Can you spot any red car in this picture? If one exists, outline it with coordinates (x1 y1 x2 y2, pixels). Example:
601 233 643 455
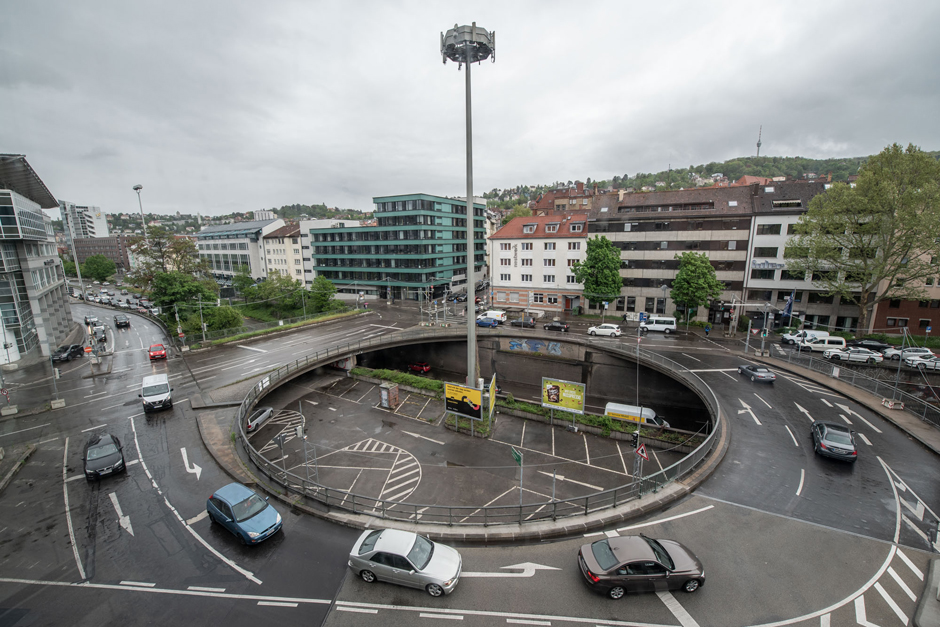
408 362 431 374
149 344 167 360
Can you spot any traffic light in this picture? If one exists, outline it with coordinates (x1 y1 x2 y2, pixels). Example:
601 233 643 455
631 431 639 449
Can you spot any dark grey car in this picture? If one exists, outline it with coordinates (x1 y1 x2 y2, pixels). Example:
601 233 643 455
811 421 858 463
83 433 126 480
578 535 705 599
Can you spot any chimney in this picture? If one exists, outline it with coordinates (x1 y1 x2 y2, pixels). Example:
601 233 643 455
576 181 584 193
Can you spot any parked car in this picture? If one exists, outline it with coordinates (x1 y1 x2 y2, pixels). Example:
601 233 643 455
904 353 939 367
544 321 570 332
117 301 130 309
245 406 275 433
882 346 934 361
823 347 884 364
737 364 776 382
588 323 622 337
578 536 705 599
148 344 167 360
52 344 85 362
453 293 468 303
114 314 130 328
846 338 892 351
910 356 940 371
510 318 536 328
83 315 99 326
82 433 126 481
408 362 431 374
348 528 462 597
476 317 498 327
811 421 858 463
207 482 282 545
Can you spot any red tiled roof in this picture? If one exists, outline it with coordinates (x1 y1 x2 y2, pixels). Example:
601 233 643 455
264 224 300 239
490 215 588 240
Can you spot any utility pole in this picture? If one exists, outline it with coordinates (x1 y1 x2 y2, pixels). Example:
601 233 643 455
199 296 206 343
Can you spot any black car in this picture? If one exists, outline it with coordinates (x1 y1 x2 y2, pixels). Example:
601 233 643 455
83 433 126 480
846 338 892 351
544 321 570 332
510 318 536 328
52 344 85 362
114 314 130 328
811 422 858 463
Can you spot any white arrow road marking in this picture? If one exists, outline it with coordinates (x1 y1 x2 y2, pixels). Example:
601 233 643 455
401 431 444 445
181 447 202 480
461 562 561 578
794 403 814 423
835 403 881 433
109 493 134 536
901 498 926 521
737 399 761 425
536 471 602 491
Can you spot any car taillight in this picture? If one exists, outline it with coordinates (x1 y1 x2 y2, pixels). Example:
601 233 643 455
819 443 828 451
587 570 599 582
850 450 857 456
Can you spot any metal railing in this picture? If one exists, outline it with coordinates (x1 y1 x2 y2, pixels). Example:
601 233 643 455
773 349 940 428
235 328 723 526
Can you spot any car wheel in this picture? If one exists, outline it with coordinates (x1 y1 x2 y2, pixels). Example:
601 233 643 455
608 586 625 599
750 375 756 382
737 367 743 373
360 570 376 583
665 328 672 334
590 331 596 336
869 358 877 365
892 355 899 360
67 355 73 361
426 583 444 597
683 579 700 593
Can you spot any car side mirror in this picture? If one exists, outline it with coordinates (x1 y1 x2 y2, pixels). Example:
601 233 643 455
170 388 174 392
264 496 269 502
138 394 142 398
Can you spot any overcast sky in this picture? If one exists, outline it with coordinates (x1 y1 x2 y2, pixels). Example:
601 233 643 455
3 1 939 219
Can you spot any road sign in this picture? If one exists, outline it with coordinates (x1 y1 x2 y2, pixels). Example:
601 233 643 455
928 326 933 333
511 447 522 466
635 443 649 461
84 346 92 353
0 388 7 396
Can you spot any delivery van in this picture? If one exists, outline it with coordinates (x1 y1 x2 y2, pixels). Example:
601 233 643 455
139 374 173 413
478 310 507 323
798 336 847 353
604 402 669 428
640 317 677 334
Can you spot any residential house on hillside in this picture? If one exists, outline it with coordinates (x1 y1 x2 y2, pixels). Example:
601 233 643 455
531 181 594 215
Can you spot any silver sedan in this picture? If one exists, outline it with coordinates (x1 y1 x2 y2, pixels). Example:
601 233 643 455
824 347 884 364
348 529 462 597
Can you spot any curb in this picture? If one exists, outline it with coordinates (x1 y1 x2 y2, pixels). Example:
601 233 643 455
0 444 36 494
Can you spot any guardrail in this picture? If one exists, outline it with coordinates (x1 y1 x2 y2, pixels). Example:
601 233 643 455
235 328 723 526
773 349 940 428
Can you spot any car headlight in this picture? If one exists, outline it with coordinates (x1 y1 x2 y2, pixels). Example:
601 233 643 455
247 531 261 538
443 576 456 587
275 513 282 524
115 459 124 468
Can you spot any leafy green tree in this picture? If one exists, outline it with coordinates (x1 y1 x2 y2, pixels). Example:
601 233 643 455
671 252 725 322
501 205 531 226
82 255 116 282
61 257 77 277
785 143 940 332
205 305 243 331
571 236 622 308
231 266 257 303
310 275 337 312
128 225 210 288
150 271 216 309
255 272 302 318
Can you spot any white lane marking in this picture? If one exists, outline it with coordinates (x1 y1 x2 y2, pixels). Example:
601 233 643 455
794 403 814 423
62 437 86 580
420 612 463 620
854 597 876 627
720 371 737 381
858 433 872 446
337 607 378 614
401 431 444 445
784 425 799 447
820 614 830 626
835 403 881 433
84 391 109 399
506 620 551 626
616 441 629 476
874 581 909 624
582 433 590 465
329 407 336 411
796 469 805 496
129 417 262 585
186 511 209 525
109 493 135 536
462 563 561 579
237 345 268 353
754 393 772 408
608 505 714 535
886 566 916 602
536 471 602 491
188 586 225 592
656 590 700 627
39 437 60 444
896 548 924 581
120 581 155 587
687 368 738 372
680 353 701 362
839 414 852 425
820 398 833 407
81 424 107 432
1 423 50 438
258 601 298 607
65 475 85 483
520 421 526 447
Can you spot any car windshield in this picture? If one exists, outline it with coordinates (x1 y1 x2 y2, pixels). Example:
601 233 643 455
407 534 435 570
142 384 169 396
754 367 770 373
590 539 618 571
87 442 118 460
644 537 675 570
825 430 853 446
232 493 268 522
150 345 164 351
358 530 383 555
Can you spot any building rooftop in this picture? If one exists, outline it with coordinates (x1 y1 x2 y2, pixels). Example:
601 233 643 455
264 223 301 239
490 214 588 240
0 154 58 208
197 220 278 237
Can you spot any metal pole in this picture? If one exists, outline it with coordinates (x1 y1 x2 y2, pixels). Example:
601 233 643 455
302 289 306 320
199 297 205 343
745 319 752 354
133 185 149 247
299 401 310 482
892 327 907 402
519 450 524 508
49 341 59 400
464 41 477 386
760 303 768 355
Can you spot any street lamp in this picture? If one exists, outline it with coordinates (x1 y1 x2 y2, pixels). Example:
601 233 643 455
133 184 149 246
441 22 495 387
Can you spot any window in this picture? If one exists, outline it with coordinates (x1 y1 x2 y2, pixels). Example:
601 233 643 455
293 249 300 255
777 290 803 303
570 223 583 233
765 186 775 193
544 243 555 251
780 269 804 281
660 241 668 250
543 275 555 283
920 319 931 329
931 300 940 309
521 243 532 251
545 224 559 233
750 269 775 280
547 295 558 305
544 259 555 267
887 318 908 328
510 292 519 303
616 297 625 311
757 224 782 235
889 299 901 309
728 241 737 250
927 278 934 286
523 224 536 234
521 258 532 266
499 273 510 281
500 243 511 251
626 297 636 312
521 274 532 282
566 276 577 284
655 222 669 230
568 242 581 250
753 247 778 257
808 292 834 304
567 259 577 267
497 291 506 301
919 301 930 308
656 298 665 314
501 259 511 266
533 293 544 303
645 297 656 313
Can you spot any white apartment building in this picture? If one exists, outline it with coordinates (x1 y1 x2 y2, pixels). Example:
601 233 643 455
196 218 285 281
59 200 109 242
488 215 587 314
262 223 304 281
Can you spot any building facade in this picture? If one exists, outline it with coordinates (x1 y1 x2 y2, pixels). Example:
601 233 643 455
262 223 304 280
60 201 109 242
196 219 285 281
299 219 360 286
488 215 587 314
73 235 132 273
309 194 486 300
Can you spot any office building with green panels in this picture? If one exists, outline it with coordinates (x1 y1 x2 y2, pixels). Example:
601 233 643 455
310 194 486 300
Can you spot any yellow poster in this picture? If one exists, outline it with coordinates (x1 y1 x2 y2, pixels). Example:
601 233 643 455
488 374 497 418
541 378 585 414
445 383 483 419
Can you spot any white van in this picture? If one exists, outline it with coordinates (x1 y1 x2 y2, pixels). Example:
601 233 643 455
640 317 677 334
139 374 173 413
477 310 507 323
604 402 670 428
799 336 846 353
782 329 829 345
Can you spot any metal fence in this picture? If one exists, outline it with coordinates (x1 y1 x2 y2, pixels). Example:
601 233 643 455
235 328 723 526
773 349 940 428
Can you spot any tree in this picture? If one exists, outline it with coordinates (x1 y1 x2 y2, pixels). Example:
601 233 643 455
61 257 77 277
785 143 940 333
310 275 337 312
205 305 243 331
231 266 256 303
671 252 724 321
571 236 622 307
150 271 216 309
255 272 302 318
82 255 116 282
128 225 210 287
501 205 531 226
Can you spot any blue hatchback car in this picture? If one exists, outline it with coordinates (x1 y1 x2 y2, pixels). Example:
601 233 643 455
207 483 282 545
476 317 498 327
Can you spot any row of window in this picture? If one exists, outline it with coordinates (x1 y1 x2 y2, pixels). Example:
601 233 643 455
495 292 560 305
521 223 584 234
500 258 576 267
614 240 746 251
198 242 251 251
498 242 580 251
314 230 484 243
374 199 483 217
265 248 300 256
593 216 748 232
886 318 935 328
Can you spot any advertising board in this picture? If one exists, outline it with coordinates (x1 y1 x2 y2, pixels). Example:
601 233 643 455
445 382 483 420
540 378 585 414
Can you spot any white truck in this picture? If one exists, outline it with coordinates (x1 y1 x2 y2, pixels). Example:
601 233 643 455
604 403 670 428
781 329 829 345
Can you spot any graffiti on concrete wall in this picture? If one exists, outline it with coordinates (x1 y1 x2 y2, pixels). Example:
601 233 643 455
502 337 568 357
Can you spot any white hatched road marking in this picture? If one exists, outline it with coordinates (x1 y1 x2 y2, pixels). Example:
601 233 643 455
874 581 908 624
896 548 924 580
886 566 916 601
656 591 700 627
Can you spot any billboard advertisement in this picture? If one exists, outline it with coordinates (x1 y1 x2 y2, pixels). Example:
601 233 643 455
445 383 483 420
488 374 498 419
541 378 585 415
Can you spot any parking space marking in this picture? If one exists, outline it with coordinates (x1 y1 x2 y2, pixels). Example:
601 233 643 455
582 433 590 465
616 441 629 476
356 385 375 403
657 590 700 627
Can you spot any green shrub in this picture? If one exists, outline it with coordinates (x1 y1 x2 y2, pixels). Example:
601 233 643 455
351 367 443 394
444 413 491 437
